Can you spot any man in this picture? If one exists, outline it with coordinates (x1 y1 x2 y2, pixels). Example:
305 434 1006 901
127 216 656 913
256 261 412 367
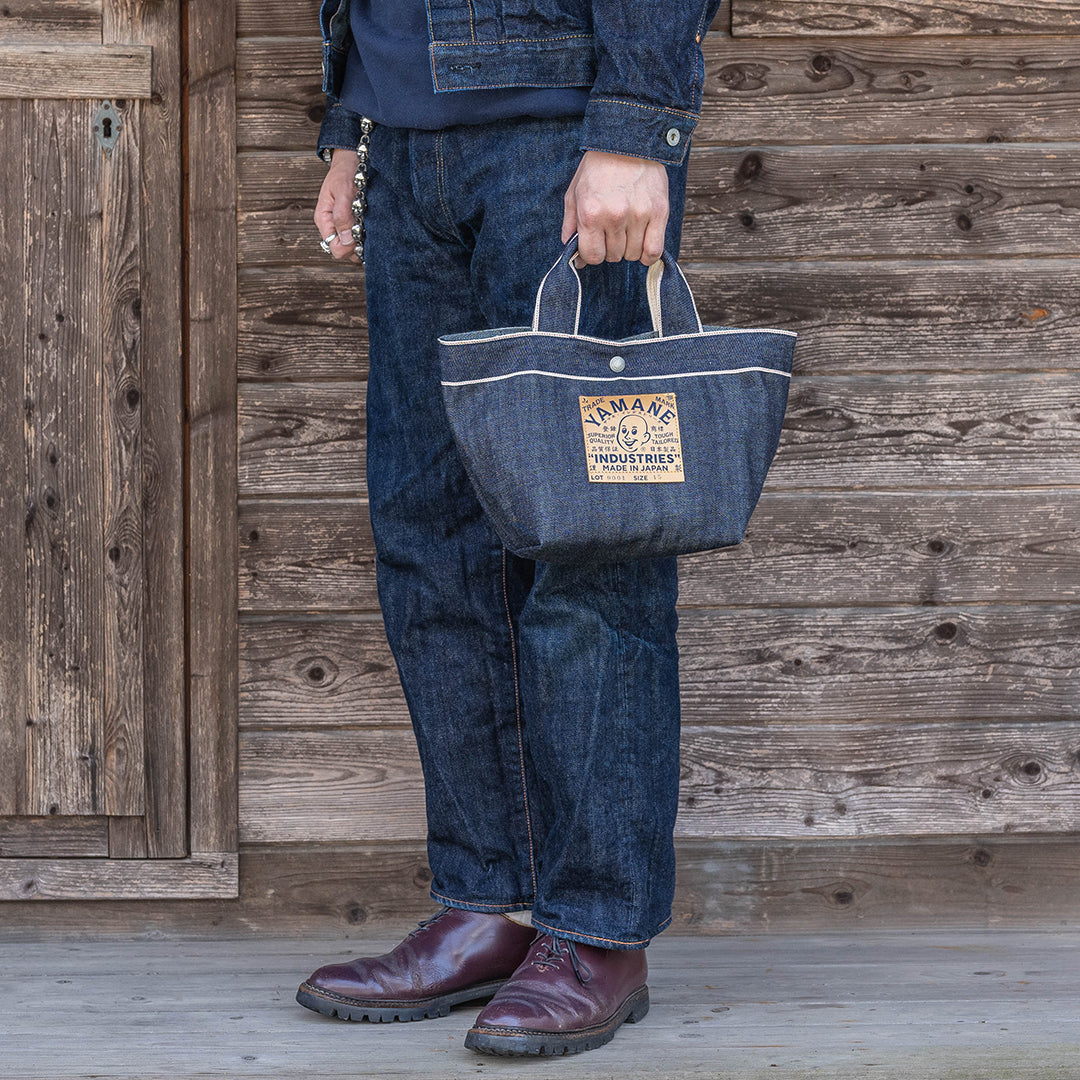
299 0 722 1057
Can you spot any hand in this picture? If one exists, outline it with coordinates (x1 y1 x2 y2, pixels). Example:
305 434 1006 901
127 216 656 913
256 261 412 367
314 149 361 264
561 150 669 267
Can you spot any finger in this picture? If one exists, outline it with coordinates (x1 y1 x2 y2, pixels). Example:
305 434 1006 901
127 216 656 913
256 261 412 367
331 199 356 257
562 188 578 246
313 183 338 242
314 200 354 261
641 214 668 267
318 178 357 260
622 225 644 265
622 205 654 263
575 229 605 265
603 226 627 264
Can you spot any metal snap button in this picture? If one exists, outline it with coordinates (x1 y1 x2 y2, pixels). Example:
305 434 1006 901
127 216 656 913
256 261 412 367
665 127 682 147
609 355 626 372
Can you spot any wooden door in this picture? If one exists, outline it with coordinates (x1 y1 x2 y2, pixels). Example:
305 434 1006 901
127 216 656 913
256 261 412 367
0 1 236 899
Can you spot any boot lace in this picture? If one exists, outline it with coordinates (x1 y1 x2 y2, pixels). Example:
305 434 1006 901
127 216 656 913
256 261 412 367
407 907 451 938
530 935 592 985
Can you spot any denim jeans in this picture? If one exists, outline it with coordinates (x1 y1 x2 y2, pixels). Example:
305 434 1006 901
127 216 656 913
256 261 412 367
361 115 689 950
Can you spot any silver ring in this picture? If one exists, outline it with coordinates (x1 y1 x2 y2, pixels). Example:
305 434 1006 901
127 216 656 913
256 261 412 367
319 232 336 255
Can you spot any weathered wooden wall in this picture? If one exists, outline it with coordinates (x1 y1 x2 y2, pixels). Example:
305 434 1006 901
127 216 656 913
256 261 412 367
0 0 237 903
6 0 1079 935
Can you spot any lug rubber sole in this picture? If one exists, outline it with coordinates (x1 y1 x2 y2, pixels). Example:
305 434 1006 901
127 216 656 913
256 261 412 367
464 985 650 1056
296 978 507 1023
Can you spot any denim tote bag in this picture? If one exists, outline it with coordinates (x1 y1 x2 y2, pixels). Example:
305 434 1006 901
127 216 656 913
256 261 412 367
438 238 797 563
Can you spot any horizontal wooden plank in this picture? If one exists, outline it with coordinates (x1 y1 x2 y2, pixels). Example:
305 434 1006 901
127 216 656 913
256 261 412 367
10 936 1080 1080
239 715 1080 842
235 259 1080 379
685 489 1080 606
236 36 1080 150
235 0 1079 50
733 0 1080 37
236 373 1080 499
237 490 1080 613
673 835 1080 932
688 259 1080 373
775 373 1080 489
698 37 1080 145
677 604 1079 721
0 45 153 98
0 854 238 900
240 595 1080 732
238 266 367 379
239 729 422 841
238 146 1080 266
266 603 1080 722
236 0 319 36
4 837 1080 934
683 145 1080 259
238 382 365 496
0 816 108 857
240 615 405 727
0 0 102 42
0 843 435 936
677 721 1080 838
238 500 378 612
236 1 722 39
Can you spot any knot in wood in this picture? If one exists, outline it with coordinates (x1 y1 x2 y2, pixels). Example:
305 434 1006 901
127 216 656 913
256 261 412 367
1011 758 1045 785
299 655 338 687
716 63 768 91
738 153 763 181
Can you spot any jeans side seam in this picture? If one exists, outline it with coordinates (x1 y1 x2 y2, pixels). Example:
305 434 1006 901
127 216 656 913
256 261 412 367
502 547 538 898
615 561 638 928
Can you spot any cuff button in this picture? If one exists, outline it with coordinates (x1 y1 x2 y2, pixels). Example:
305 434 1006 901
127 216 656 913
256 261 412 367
665 127 682 147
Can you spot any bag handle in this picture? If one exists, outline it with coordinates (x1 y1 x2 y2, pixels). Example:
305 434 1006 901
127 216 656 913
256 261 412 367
531 235 703 338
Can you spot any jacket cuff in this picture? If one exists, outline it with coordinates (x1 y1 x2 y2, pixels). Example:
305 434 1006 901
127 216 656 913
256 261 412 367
316 101 368 161
580 97 697 166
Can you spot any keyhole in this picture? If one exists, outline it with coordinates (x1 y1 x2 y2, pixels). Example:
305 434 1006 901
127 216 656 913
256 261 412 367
102 117 112 139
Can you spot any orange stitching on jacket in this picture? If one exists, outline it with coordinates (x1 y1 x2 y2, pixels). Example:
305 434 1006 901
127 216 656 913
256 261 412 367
589 96 699 120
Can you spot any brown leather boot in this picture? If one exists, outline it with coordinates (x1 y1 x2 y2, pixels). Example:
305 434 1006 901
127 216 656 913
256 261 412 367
296 907 536 1022
464 933 649 1055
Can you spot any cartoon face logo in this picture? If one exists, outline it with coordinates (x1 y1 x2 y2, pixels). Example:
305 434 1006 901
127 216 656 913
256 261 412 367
616 412 651 453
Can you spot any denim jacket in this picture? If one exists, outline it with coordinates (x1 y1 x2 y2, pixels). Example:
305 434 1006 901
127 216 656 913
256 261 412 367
317 0 722 165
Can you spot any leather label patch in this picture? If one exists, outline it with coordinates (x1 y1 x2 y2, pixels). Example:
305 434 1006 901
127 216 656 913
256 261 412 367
579 392 685 483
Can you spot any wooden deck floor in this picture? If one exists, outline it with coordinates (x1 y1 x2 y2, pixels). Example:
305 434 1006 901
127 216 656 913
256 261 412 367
5 928 1080 1079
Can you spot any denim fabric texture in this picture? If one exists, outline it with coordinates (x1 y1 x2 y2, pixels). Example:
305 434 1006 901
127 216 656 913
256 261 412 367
439 241 796 563
361 115 690 948
317 0 724 164
338 1 590 129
